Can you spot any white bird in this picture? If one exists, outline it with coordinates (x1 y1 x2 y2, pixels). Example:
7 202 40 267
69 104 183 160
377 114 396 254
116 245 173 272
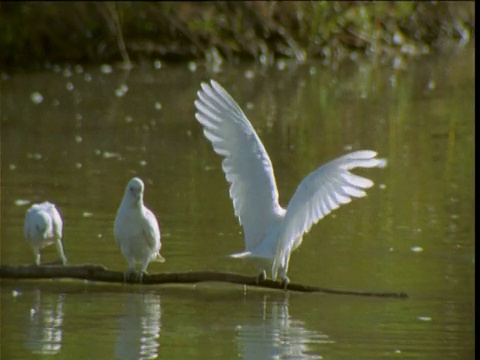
195 80 387 286
114 177 165 282
24 202 68 265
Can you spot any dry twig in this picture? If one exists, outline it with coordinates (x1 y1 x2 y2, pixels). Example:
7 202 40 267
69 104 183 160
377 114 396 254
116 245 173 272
0 264 408 298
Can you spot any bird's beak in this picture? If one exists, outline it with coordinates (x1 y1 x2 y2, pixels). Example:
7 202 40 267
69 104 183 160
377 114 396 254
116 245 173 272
130 187 140 200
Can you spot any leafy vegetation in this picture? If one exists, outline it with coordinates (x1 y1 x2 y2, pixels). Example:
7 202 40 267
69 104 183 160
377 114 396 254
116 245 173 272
0 2 474 69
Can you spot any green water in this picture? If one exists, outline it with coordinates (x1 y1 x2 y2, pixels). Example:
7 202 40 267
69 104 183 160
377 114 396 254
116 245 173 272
1 47 474 359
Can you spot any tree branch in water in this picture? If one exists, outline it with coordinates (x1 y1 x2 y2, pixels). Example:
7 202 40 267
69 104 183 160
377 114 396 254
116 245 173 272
0 264 408 298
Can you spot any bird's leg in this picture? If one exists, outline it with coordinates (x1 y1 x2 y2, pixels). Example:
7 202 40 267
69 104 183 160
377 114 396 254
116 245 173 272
137 271 145 283
137 260 152 283
124 267 135 283
32 247 41 266
256 270 267 284
124 257 139 283
279 267 290 290
55 238 68 265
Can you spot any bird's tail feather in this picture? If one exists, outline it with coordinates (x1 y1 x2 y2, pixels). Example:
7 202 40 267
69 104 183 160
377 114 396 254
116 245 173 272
153 253 166 263
229 251 252 258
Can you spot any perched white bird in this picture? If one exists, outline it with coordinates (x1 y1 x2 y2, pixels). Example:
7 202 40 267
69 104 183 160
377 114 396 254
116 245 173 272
24 202 68 265
114 177 165 282
195 80 387 286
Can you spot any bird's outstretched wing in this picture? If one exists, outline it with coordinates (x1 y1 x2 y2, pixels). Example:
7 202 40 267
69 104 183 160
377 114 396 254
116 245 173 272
195 80 283 250
272 150 386 279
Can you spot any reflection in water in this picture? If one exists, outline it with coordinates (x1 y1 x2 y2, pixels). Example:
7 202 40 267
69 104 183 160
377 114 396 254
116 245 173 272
236 295 334 359
24 289 65 355
114 292 162 360
1 49 474 359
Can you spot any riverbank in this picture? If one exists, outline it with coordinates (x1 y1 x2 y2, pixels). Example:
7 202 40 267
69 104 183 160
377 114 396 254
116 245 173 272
0 2 474 70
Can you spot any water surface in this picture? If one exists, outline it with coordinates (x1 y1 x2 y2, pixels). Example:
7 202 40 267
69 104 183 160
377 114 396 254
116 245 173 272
1 47 474 359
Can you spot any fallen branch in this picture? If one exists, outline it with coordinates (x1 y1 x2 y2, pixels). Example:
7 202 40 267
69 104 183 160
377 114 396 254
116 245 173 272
0 264 408 298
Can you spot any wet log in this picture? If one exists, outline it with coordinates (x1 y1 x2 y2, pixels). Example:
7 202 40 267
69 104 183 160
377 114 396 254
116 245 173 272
0 264 408 298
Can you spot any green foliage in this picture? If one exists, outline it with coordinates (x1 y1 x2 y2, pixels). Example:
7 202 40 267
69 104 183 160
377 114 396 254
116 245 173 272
0 1 474 69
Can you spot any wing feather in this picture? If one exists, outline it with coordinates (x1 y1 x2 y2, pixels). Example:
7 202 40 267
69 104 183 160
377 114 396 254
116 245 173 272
272 150 386 277
195 80 282 250
142 208 160 252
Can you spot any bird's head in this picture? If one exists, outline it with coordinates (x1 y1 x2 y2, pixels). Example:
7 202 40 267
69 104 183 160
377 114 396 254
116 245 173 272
125 177 144 204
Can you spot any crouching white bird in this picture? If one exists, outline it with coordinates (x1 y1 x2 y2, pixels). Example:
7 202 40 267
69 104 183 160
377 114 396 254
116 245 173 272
194 80 387 287
24 202 68 265
114 177 165 282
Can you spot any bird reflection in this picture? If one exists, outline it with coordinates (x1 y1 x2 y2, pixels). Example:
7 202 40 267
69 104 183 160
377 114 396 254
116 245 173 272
24 289 65 355
114 292 162 360
236 294 333 359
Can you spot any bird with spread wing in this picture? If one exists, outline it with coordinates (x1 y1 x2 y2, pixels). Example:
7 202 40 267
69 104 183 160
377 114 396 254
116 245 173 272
195 80 386 287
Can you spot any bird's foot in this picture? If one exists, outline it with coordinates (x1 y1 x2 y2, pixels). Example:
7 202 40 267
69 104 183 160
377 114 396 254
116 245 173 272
138 271 149 283
256 270 267 284
124 269 138 283
281 276 290 290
